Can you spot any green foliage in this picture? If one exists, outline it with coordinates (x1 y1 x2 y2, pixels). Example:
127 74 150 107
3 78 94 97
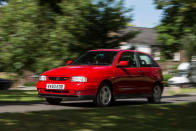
0 0 64 73
163 73 172 86
155 0 196 59
171 63 180 74
23 82 37 87
0 0 133 75
181 34 196 61
66 0 135 53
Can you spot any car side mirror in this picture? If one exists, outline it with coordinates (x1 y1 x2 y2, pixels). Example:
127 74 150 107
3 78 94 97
118 61 128 67
66 60 72 65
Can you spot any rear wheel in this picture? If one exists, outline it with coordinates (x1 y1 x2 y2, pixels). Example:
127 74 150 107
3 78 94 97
94 83 113 107
46 98 62 105
147 85 162 103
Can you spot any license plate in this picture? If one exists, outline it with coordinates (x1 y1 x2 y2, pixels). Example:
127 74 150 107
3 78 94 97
46 84 65 90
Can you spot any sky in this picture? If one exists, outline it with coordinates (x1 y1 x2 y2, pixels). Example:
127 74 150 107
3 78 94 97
124 0 162 28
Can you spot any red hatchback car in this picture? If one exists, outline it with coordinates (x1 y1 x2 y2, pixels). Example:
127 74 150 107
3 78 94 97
37 49 164 106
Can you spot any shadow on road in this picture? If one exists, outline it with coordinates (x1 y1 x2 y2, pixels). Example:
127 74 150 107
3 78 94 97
0 93 195 107
163 94 196 98
60 99 172 108
0 101 43 106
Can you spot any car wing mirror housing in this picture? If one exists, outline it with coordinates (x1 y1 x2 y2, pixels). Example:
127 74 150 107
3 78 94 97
67 60 72 65
118 61 128 67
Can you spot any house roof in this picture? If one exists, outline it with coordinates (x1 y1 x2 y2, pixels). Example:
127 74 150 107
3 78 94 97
124 27 158 46
89 49 151 54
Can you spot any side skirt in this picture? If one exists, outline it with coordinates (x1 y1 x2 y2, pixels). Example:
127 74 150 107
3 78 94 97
114 93 152 99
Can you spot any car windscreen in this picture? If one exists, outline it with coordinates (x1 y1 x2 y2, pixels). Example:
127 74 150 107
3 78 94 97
71 51 119 66
177 71 188 77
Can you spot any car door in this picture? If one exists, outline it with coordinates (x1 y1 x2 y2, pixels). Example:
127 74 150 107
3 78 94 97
137 53 160 93
113 51 142 94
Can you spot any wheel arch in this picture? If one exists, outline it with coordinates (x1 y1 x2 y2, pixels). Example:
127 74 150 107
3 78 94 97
97 79 113 93
154 81 164 92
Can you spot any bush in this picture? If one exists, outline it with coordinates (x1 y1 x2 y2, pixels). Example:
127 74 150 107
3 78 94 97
23 82 37 87
163 74 172 87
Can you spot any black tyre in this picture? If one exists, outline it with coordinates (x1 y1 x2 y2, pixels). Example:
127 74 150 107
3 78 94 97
94 83 113 107
46 98 62 105
147 85 162 103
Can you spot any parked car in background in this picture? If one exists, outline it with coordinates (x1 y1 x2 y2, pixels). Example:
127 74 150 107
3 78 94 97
169 60 196 87
168 63 190 86
37 49 164 106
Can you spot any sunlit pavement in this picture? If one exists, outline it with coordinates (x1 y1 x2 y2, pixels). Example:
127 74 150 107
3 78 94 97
9 86 37 90
1 92 196 113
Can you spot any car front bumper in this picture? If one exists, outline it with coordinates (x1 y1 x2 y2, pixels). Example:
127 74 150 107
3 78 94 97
37 81 98 100
38 93 96 100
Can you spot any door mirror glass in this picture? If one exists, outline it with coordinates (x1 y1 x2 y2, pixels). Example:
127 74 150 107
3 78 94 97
118 61 128 67
67 60 72 65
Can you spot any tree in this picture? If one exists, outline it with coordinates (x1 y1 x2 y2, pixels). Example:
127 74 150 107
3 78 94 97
0 0 89 74
154 0 196 59
0 0 134 75
181 34 196 61
68 0 135 53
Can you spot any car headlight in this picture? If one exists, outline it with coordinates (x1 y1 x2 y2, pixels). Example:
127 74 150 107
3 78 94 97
39 75 46 81
71 76 87 82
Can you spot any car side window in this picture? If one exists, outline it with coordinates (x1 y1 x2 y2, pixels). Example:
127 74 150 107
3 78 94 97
138 53 159 67
118 52 137 67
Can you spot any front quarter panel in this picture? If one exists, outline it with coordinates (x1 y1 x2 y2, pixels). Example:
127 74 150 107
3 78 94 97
85 67 114 90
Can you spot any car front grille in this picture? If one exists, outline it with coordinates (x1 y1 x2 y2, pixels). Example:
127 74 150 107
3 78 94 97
45 90 69 93
48 77 70 81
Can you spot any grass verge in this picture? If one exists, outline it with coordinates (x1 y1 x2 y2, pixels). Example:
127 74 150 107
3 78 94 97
23 82 37 87
0 90 44 102
168 88 196 96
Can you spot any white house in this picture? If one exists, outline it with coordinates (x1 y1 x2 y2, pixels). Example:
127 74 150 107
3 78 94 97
119 27 183 62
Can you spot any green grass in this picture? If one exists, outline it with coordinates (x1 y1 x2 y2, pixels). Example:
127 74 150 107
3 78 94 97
23 82 37 87
0 90 44 102
179 88 196 94
0 102 196 131
168 88 196 96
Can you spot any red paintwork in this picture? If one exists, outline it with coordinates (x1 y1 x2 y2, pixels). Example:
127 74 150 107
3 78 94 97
66 60 72 65
37 49 164 98
119 61 128 67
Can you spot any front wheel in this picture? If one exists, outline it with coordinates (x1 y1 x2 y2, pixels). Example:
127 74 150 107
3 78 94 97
94 83 113 107
147 85 162 103
46 98 62 105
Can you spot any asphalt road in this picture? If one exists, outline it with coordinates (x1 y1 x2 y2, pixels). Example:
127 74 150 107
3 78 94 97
1 93 196 113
